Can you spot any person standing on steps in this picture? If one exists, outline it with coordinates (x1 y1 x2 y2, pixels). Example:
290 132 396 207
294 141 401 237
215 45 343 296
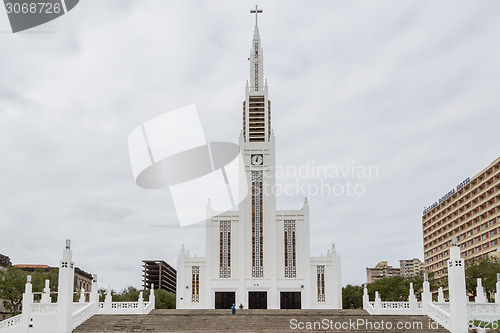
231 303 236 315
239 303 243 310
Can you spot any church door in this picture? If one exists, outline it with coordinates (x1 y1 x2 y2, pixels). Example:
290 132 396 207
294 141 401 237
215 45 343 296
248 291 267 309
280 292 301 309
215 292 235 309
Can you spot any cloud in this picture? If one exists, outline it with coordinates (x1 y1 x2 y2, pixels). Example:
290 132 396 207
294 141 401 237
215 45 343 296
0 0 499 290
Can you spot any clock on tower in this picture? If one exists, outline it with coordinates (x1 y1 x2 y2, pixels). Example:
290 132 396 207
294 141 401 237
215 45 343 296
251 154 263 165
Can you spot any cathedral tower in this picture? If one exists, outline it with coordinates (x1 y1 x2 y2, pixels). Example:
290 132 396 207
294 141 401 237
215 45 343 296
238 6 278 308
176 7 342 310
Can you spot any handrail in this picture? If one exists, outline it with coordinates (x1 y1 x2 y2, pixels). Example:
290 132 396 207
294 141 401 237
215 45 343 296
426 302 451 331
31 303 58 313
143 301 154 314
468 303 500 315
380 301 410 309
110 301 139 309
364 301 375 314
0 314 23 331
72 302 97 330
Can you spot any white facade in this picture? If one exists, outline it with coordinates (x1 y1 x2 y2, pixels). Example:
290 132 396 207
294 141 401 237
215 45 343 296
176 16 342 310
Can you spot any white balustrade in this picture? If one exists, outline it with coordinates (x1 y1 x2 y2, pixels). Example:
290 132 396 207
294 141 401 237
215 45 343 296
365 301 423 315
381 301 410 309
96 301 154 314
111 302 139 309
362 243 500 333
364 293 500 330
0 314 22 330
72 302 97 330
31 303 58 314
73 302 89 312
434 302 450 313
468 303 500 321
427 302 451 331
143 301 154 313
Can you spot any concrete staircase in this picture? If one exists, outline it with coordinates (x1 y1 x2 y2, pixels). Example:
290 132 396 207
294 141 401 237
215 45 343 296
74 309 449 332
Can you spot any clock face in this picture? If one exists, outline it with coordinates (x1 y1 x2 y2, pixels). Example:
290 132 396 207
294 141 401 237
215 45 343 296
251 154 263 165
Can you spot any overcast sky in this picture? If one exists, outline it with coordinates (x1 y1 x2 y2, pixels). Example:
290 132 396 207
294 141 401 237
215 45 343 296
1 1 499 291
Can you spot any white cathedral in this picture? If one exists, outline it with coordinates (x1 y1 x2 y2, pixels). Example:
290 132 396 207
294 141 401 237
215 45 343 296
176 10 342 310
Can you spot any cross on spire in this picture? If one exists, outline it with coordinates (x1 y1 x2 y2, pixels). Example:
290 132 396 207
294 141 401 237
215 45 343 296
250 5 263 27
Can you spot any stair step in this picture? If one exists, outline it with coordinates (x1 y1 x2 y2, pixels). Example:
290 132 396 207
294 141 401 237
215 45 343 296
74 309 449 333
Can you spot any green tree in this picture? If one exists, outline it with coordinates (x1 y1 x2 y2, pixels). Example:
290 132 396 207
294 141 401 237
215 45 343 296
366 274 426 302
465 256 500 301
0 267 61 315
342 284 364 309
99 286 175 309
0 267 27 315
113 286 141 302
98 288 107 302
31 268 59 302
153 289 176 309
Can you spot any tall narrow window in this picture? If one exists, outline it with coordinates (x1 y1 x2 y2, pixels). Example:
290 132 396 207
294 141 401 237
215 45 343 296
192 266 199 302
317 265 325 302
219 221 231 278
267 100 272 140
252 171 264 278
284 220 296 278
247 96 266 142
254 63 259 91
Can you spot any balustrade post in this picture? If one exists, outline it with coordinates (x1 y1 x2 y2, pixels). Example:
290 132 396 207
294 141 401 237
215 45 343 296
21 275 33 333
362 284 370 310
41 279 51 304
438 287 445 303
409 283 417 312
138 291 144 313
495 274 500 304
90 274 99 314
421 273 432 314
90 275 98 303
475 278 487 303
56 239 75 333
103 287 112 312
374 291 382 314
447 238 468 333
149 283 156 309
79 288 86 303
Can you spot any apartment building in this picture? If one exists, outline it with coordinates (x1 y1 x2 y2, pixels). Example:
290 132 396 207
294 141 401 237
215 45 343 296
399 258 424 277
366 261 401 283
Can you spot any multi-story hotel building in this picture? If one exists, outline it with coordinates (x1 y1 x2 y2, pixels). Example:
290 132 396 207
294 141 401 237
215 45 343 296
422 157 500 280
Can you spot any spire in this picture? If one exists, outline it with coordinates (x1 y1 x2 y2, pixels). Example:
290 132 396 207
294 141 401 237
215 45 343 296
249 5 264 92
253 24 260 40
243 6 271 143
